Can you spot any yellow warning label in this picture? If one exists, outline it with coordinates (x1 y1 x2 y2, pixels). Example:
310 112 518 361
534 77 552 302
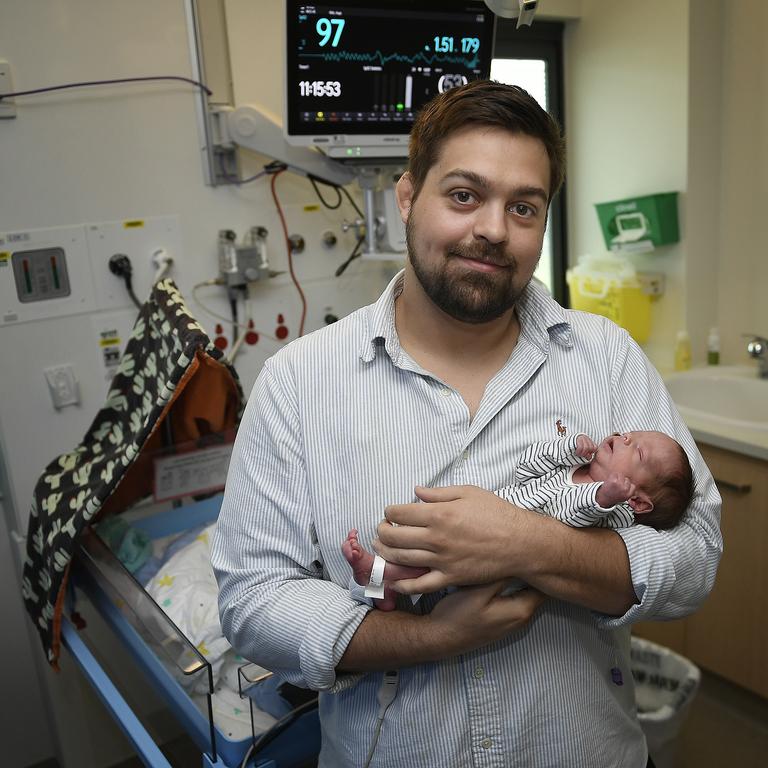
0 252 9 262
303 204 321 212
99 338 121 347
123 220 145 229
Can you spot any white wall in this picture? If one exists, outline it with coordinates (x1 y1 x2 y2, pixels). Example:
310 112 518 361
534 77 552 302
0 1 396 765
684 0 723 365
564 0 690 370
564 0 768 371
716 0 768 363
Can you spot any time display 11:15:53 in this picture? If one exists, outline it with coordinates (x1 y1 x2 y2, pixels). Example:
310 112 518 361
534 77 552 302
299 80 342 97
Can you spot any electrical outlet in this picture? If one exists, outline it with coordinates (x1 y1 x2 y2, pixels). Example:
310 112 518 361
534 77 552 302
85 216 182 311
0 59 17 119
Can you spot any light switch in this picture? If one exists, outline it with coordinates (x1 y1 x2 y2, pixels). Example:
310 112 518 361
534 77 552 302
44 364 80 409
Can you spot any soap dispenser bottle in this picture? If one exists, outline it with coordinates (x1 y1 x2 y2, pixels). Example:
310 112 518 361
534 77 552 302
707 327 720 365
674 330 692 371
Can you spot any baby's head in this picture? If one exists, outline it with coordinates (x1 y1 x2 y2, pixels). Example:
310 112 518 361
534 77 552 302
591 431 693 529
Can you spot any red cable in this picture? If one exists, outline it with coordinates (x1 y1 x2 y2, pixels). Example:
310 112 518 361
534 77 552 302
270 170 307 337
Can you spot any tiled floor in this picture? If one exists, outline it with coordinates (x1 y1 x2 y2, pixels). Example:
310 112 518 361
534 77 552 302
34 670 768 767
676 671 768 768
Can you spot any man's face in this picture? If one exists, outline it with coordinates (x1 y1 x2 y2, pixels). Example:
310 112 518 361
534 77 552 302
396 125 551 323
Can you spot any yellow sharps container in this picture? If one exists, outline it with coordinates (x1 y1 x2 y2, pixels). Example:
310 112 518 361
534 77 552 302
566 253 652 344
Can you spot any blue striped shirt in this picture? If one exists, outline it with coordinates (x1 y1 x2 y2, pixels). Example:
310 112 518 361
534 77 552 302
212 272 721 768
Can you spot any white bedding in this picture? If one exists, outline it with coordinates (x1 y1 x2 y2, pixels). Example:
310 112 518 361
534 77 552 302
145 523 277 740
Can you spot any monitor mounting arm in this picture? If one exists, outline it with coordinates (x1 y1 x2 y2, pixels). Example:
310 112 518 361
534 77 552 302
215 104 355 187
210 104 406 259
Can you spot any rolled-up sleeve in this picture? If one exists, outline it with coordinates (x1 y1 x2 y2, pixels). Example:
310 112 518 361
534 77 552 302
211 360 369 691
596 327 723 628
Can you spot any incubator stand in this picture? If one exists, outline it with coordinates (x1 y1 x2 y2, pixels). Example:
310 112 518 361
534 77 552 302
65 495 320 768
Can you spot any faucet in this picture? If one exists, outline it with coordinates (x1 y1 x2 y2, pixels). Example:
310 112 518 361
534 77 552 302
744 334 768 378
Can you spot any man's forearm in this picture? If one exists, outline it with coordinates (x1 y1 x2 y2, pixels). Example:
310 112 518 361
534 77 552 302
516 513 637 616
338 581 547 672
337 611 445 672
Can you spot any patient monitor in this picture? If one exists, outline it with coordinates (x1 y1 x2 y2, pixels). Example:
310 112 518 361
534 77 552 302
283 0 495 161
217 1 495 258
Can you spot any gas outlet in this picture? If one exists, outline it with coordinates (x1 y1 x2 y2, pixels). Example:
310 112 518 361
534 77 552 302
44 364 80 409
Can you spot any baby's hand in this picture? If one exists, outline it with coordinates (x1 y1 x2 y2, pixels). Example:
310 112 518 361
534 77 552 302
575 434 598 459
597 473 635 508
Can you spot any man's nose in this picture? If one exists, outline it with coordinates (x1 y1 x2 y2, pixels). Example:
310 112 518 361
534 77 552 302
473 203 508 244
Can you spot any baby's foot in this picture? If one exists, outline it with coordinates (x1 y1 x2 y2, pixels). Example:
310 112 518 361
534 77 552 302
342 529 376 586
342 529 429 611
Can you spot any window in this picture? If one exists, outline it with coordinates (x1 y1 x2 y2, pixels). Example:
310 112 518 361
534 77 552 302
491 20 566 303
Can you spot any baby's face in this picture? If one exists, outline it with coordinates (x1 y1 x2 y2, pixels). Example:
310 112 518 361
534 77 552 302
589 431 680 490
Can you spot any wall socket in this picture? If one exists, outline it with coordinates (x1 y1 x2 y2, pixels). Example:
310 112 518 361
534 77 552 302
0 59 17 119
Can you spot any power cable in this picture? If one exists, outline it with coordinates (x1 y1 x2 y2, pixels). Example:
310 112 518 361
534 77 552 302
0 75 212 102
108 254 142 309
238 698 319 768
335 235 366 277
270 170 308 337
191 280 283 344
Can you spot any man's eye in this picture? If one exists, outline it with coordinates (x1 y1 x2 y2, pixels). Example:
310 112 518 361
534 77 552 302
511 203 535 217
452 190 475 204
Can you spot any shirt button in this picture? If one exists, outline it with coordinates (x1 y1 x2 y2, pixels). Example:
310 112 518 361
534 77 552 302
440 387 451 397
473 666 484 679
462 449 470 461
481 737 493 749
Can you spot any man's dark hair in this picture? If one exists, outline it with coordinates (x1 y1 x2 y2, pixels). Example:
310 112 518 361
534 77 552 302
645 443 694 530
407 79 566 202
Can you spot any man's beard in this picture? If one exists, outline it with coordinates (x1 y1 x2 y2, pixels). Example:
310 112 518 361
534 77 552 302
405 212 537 324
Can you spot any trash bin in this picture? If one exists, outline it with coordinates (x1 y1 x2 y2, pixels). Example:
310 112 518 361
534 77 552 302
630 636 701 768
566 252 652 344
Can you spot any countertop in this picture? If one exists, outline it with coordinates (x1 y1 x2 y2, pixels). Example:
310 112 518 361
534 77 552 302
681 416 768 462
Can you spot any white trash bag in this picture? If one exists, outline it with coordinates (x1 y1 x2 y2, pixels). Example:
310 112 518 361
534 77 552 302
631 636 701 768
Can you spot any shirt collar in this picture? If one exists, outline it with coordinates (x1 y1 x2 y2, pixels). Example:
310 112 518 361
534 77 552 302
359 270 573 363
360 271 405 363
517 277 573 351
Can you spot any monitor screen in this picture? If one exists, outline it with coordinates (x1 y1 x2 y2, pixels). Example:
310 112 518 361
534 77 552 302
285 1 496 160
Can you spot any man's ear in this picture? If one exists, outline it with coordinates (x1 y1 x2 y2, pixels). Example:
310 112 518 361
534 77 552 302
395 172 415 224
628 493 654 515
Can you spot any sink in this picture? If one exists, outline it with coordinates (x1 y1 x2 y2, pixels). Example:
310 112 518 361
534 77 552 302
664 366 768 433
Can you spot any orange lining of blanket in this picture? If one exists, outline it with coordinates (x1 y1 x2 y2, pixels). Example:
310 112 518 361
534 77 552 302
50 350 240 666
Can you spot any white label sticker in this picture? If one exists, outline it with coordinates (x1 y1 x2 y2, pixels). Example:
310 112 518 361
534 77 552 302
153 444 233 502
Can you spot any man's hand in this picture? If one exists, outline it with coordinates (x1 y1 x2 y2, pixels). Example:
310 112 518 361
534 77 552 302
427 582 546 654
374 483 637 617
375 485 537 594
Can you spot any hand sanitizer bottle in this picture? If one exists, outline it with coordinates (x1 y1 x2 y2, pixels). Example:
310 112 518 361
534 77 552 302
674 331 692 371
707 327 720 365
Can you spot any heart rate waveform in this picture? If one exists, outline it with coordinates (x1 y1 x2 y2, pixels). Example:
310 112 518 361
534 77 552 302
298 48 483 70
